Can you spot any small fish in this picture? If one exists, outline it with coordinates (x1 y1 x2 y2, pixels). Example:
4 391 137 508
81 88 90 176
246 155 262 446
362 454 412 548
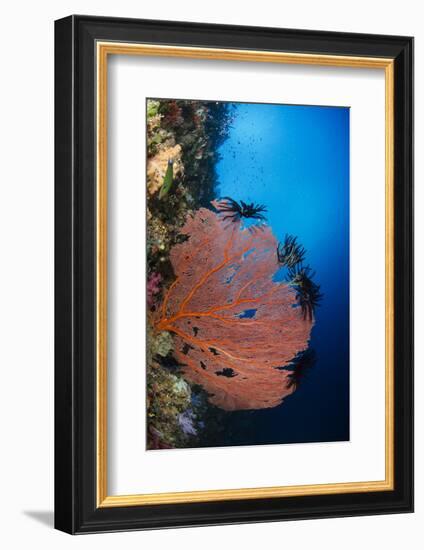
159 159 174 199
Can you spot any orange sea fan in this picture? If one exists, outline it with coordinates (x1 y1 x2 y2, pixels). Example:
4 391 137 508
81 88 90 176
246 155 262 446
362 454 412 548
155 206 313 411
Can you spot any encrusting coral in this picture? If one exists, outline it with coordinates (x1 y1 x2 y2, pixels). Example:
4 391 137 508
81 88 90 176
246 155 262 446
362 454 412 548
154 205 313 411
146 361 193 449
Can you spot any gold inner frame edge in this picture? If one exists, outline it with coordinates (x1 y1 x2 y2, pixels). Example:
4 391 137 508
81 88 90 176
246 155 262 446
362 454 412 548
96 42 395 508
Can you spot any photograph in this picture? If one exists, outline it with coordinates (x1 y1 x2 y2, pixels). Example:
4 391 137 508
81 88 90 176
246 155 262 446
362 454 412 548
146 97 350 450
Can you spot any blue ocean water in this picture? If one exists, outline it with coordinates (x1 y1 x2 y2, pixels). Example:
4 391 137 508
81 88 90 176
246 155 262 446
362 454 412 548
215 102 350 444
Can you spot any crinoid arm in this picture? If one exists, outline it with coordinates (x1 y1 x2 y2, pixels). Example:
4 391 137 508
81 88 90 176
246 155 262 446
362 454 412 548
277 234 306 268
222 213 241 222
252 212 267 221
252 202 267 214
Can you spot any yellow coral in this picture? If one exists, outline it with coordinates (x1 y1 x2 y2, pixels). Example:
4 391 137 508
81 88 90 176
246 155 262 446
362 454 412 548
147 145 183 196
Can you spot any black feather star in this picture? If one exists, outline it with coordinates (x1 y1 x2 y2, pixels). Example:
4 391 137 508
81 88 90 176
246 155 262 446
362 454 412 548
286 264 323 321
277 234 306 268
285 349 317 390
215 197 267 222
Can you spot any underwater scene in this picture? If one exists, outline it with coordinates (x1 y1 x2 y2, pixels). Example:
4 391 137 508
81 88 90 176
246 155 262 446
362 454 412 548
146 98 349 450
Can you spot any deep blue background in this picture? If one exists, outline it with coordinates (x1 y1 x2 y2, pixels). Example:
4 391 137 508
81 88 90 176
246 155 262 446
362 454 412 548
214 102 350 445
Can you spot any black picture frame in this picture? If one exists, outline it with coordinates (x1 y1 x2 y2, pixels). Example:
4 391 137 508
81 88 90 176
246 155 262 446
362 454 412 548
55 15 413 534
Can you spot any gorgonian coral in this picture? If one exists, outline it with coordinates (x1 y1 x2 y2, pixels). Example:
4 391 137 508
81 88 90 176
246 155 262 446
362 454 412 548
154 205 313 411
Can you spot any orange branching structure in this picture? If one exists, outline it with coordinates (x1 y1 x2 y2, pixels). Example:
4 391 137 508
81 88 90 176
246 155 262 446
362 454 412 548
155 207 313 411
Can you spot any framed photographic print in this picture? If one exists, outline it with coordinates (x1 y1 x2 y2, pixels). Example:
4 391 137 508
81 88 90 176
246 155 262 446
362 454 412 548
54 15 414 533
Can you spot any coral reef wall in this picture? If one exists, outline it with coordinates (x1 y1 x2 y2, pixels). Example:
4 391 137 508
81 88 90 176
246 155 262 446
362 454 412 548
146 98 234 449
